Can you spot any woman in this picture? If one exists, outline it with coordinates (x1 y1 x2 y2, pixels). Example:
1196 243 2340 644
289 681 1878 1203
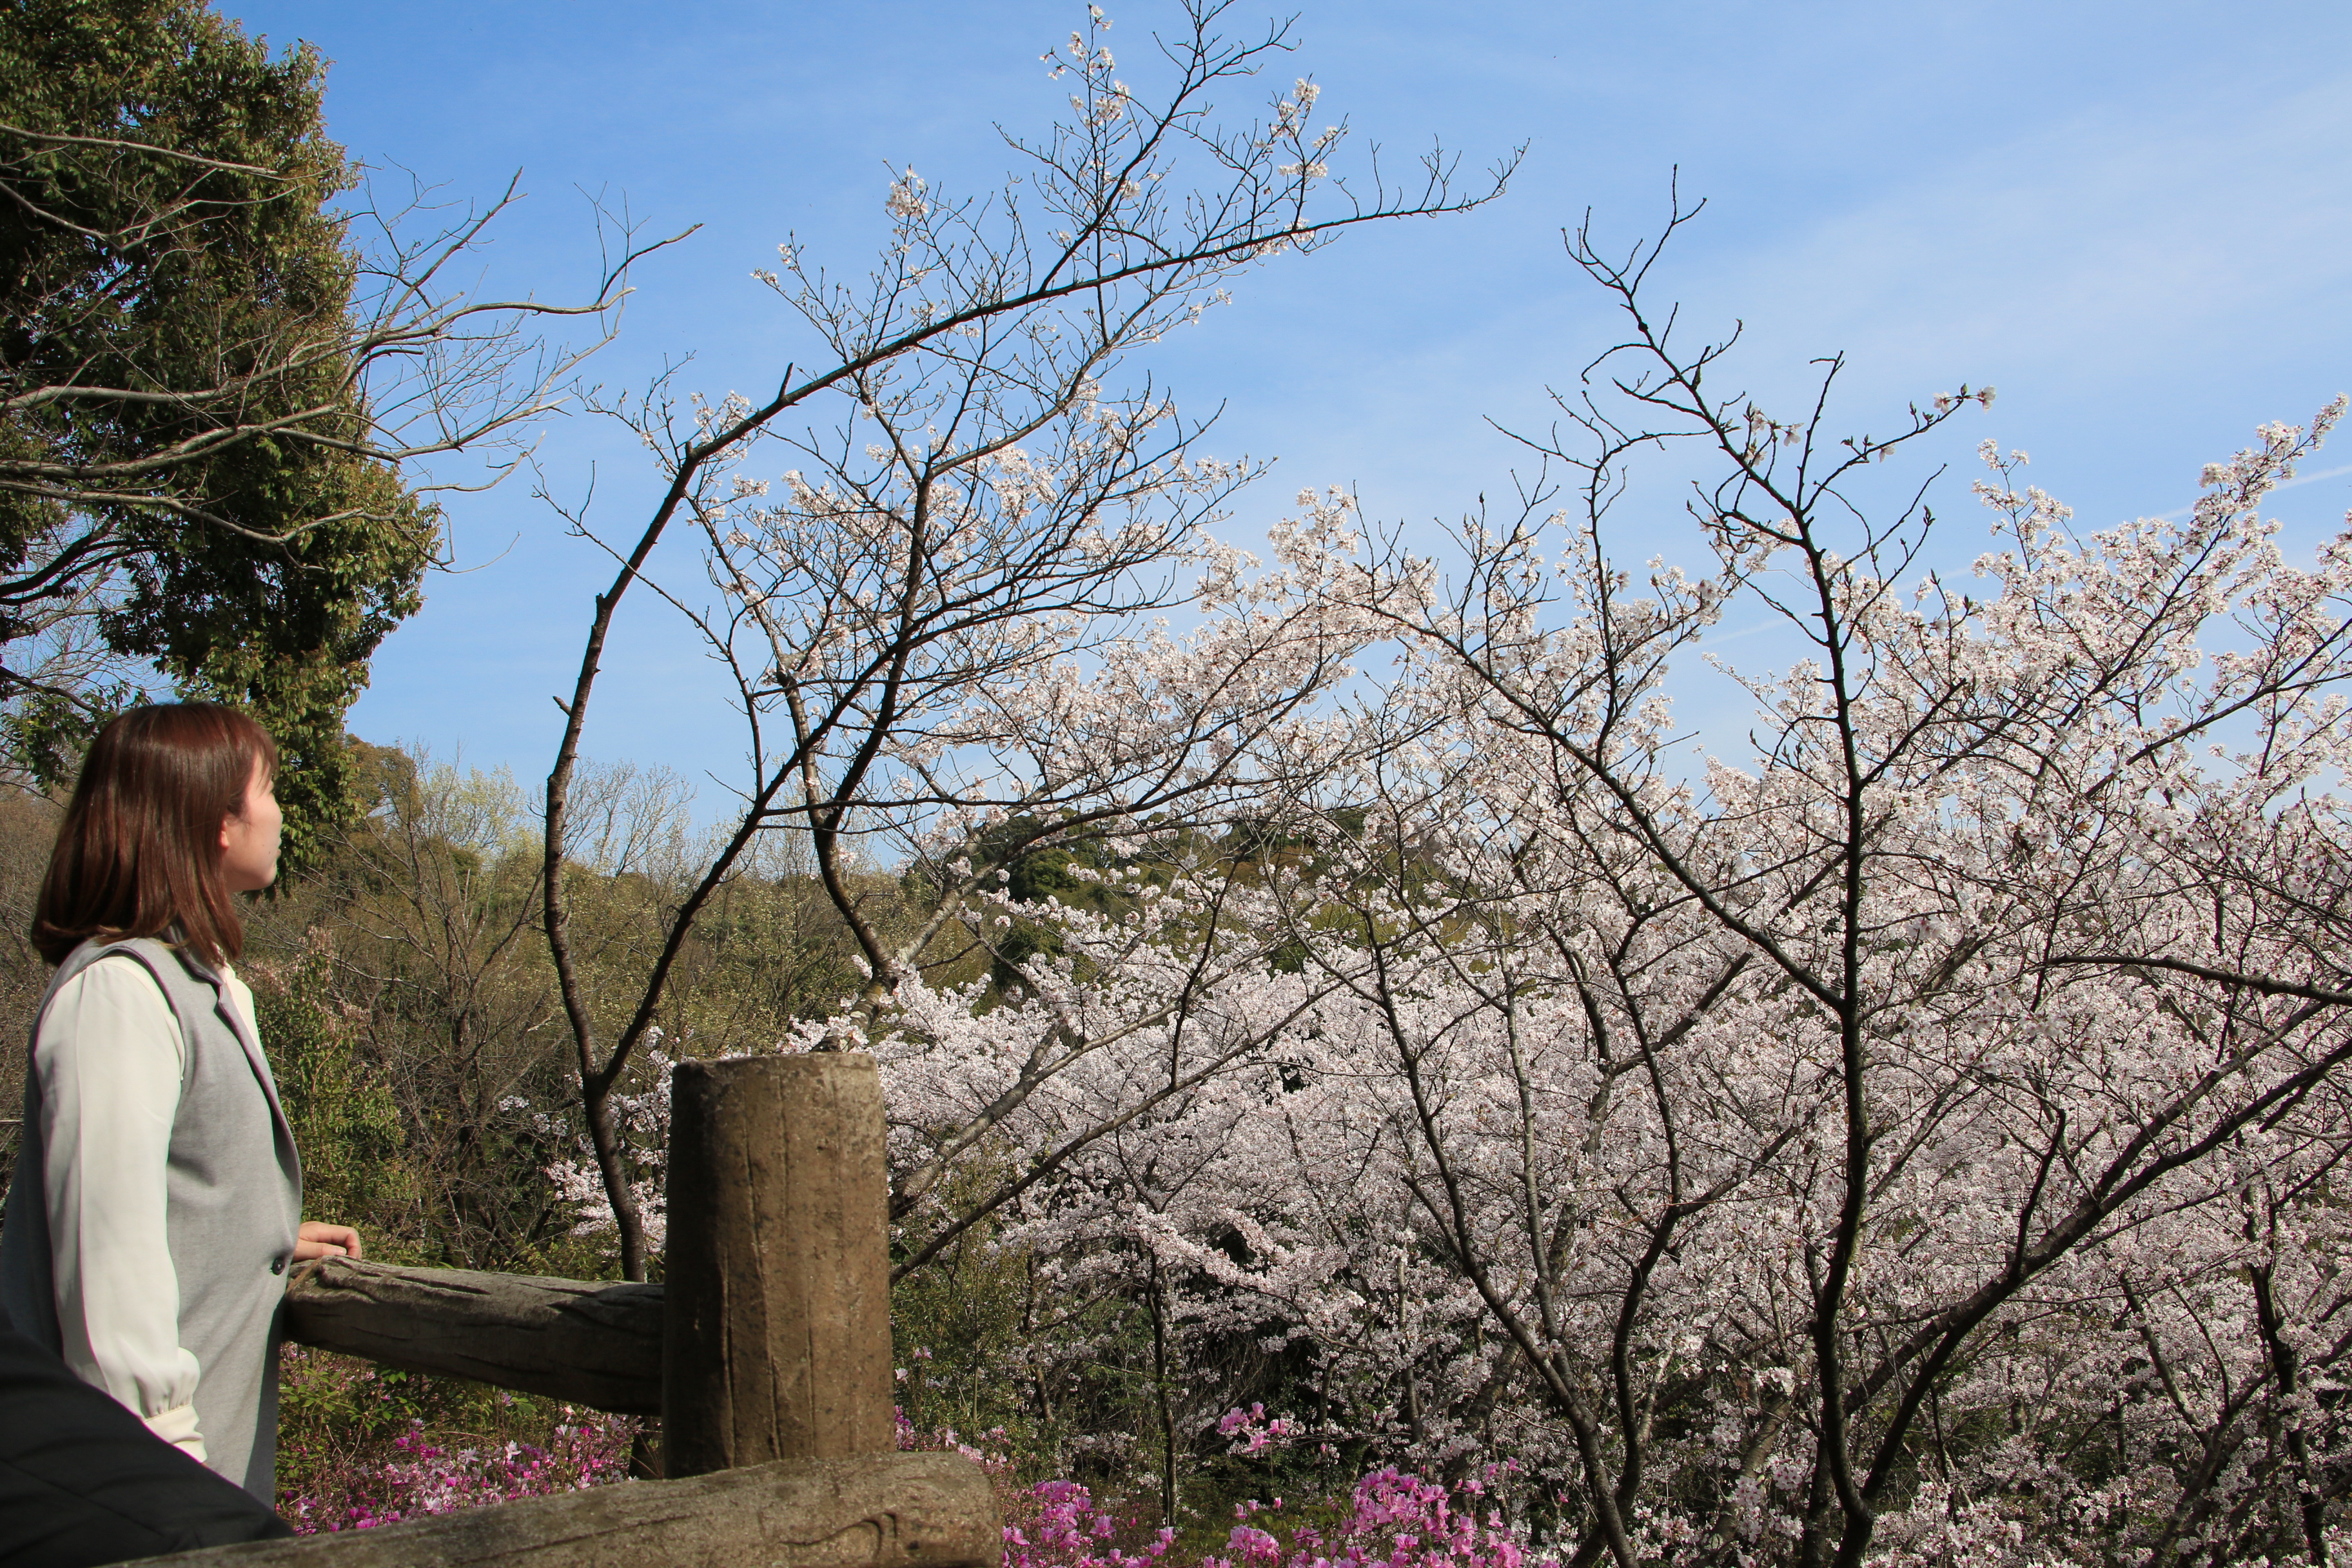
0 703 360 1502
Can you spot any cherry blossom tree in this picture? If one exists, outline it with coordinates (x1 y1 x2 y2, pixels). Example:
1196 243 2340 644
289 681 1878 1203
536 0 1516 1279
510 37 2352 1556
843 202 2352 1565
1320 197 2352 1565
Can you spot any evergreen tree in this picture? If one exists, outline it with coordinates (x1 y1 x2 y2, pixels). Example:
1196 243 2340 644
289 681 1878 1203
0 0 435 862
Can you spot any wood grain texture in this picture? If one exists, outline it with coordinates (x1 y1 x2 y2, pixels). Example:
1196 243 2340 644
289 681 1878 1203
663 1054 896 1476
283 1258 663 1415
141 1451 999 1568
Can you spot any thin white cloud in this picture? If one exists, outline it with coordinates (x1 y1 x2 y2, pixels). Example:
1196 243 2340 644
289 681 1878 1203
1691 78 2352 392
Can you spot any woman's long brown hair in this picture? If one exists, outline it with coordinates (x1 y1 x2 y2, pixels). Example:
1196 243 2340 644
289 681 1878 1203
32 703 279 968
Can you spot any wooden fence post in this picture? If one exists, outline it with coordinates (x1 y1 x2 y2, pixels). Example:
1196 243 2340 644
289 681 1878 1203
661 1052 896 1478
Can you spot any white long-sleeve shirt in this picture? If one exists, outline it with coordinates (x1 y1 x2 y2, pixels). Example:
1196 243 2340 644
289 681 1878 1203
31 953 262 1462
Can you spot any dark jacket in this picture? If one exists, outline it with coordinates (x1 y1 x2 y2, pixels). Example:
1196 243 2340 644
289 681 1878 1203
0 1312 289 1565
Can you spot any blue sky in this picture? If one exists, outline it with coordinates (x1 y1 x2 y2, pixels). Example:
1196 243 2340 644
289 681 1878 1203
218 1 2352 801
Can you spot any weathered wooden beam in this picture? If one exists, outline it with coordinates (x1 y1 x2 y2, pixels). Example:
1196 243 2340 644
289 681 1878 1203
663 1054 896 1476
142 1451 997 1568
283 1258 663 1415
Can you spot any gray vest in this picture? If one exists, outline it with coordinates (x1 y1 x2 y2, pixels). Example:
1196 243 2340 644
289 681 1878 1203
0 937 303 1500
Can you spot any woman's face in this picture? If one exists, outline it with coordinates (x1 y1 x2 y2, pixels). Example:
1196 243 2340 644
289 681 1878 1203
219 758 282 893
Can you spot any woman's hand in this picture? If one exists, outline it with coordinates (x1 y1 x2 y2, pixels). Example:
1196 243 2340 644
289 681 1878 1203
295 1222 363 1262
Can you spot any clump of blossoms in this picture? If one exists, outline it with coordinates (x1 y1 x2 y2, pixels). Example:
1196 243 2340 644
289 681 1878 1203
282 1416 635 1533
1203 1470 1527 1568
1006 1480 1179 1568
995 1466 1529 1568
1219 1404 1297 1456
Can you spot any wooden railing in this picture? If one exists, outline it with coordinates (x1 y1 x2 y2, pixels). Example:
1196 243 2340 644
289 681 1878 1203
285 1261 662 1412
150 1054 997 1567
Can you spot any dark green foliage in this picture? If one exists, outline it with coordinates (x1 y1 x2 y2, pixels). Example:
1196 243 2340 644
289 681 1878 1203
0 0 435 863
972 819 1133 993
